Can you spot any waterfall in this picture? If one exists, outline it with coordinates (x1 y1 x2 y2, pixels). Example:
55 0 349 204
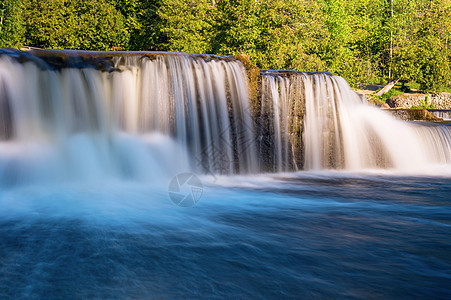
258 71 305 172
0 49 257 185
428 110 451 121
0 49 450 185
261 71 451 172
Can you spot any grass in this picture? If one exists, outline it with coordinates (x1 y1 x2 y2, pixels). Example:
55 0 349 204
438 86 451 93
369 87 404 105
367 79 451 93
411 95 437 109
361 79 451 106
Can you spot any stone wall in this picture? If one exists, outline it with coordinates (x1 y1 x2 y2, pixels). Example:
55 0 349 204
387 93 451 109
383 109 443 121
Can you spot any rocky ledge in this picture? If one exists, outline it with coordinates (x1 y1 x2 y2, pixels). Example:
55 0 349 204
383 109 443 121
387 93 451 109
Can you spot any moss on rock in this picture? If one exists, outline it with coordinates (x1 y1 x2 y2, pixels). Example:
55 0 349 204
234 54 260 114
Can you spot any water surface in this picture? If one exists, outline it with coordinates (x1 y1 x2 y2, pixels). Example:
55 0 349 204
1 172 449 299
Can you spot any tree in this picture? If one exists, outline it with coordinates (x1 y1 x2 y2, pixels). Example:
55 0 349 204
110 0 159 51
157 0 216 53
0 0 24 48
214 0 325 71
316 0 391 86
66 0 130 50
391 0 451 91
22 0 128 50
2 0 450 91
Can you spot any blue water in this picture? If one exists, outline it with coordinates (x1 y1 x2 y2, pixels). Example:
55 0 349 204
0 172 450 299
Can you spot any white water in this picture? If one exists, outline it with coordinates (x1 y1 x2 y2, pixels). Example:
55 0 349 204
429 110 451 121
0 52 258 186
261 72 451 173
0 50 450 188
0 50 450 300
259 73 304 171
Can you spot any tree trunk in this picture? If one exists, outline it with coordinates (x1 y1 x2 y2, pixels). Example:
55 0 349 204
376 79 399 96
0 1 5 33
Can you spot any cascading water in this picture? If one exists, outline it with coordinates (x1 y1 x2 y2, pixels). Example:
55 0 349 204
1 48 450 185
258 71 305 172
260 71 451 173
1 49 450 299
0 49 257 186
429 109 451 121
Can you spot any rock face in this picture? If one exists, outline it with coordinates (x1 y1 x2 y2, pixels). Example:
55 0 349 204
384 109 443 121
387 93 451 109
433 93 451 109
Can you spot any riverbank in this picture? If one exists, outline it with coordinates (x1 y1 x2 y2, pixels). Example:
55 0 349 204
355 84 451 121
356 84 451 109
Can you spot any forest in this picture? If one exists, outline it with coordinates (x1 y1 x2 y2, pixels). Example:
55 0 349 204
0 0 450 91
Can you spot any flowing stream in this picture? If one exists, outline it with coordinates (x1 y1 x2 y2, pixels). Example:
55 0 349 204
0 49 449 299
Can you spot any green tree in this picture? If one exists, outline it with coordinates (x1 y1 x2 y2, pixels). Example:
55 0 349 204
316 0 391 86
215 0 325 71
21 0 66 48
391 0 451 91
22 0 128 50
3 0 451 91
125 0 167 51
0 0 24 48
66 0 129 50
157 0 216 53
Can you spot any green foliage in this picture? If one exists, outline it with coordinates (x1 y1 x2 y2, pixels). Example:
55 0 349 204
391 0 451 92
0 0 25 48
21 0 128 50
0 0 450 92
371 87 404 104
215 0 326 71
316 0 383 86
411 95 437 109
382 88 404 101
158 0 216 54
127 0 167 51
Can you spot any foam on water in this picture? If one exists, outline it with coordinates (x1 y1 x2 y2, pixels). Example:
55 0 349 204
0 51 258 188
1 50 451 184
0 49 450 299
261 72 451 173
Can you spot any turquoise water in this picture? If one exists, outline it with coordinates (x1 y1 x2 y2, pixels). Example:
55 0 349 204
1 172 449 299
1 49 450 299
